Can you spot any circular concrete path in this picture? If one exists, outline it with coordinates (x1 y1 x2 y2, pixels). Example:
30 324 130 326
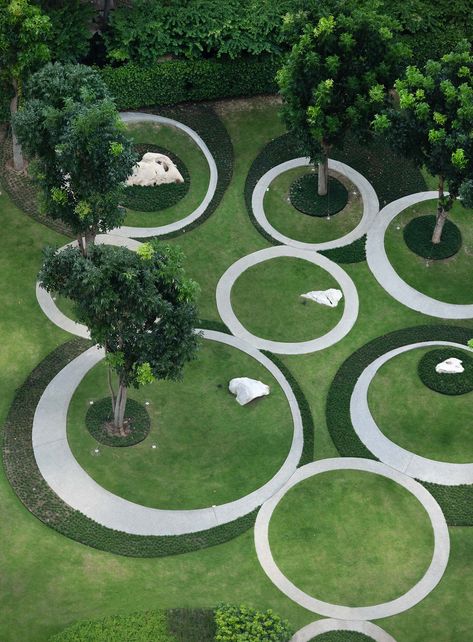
366 192 473 319
290 618 397 642
112 111 218 238
252 158 379 250
216 246 358 354
32 330 303 536
350 340 473 485
254 457 449 620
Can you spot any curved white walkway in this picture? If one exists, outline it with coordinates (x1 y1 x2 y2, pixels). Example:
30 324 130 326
254 458 449 620
36 234 142 339
112 111 218 238
32 330 304 536
350 341 473 485
216 246 359 354
291 619 397 642
366 192 473 319
252 158 379 251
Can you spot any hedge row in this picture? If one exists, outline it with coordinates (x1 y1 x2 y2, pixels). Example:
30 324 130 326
100 57 279 111
314 633 374 642
321 236 367 264
326 324 473 525
2 321 312 556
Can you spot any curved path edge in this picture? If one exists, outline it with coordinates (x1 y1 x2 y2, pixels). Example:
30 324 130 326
290 618 397 642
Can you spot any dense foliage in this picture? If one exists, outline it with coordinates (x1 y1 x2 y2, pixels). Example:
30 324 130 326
214 604 292 642
403 215 462 259
418 348 473 395
33 0 93 63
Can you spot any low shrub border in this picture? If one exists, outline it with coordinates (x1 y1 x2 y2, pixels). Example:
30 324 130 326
418 348 473 395
122 143 190 212
289 173 348 218
311 633 374 642
403 215 462 260
2 321 313 556
326 324 473 525
86 397 151 447
320 235 366 264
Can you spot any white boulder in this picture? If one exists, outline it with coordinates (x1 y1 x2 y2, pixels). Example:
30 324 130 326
435 358 464 374
229 377 270 406
300 288 343 307
126 152 184 187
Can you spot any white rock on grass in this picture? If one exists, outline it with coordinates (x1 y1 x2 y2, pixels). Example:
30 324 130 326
435 358 464 374
229 377 270 406
126 152 184 187
300 288 343 307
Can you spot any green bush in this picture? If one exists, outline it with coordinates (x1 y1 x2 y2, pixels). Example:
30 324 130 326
86 397 150 447
403 215 462 260
418 348 473 395
100 57 279 111
214 604 292 642
49 611 172 641
289 173 348 217
320 236 367 264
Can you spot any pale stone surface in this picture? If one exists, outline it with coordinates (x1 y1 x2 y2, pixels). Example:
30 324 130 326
435 357 464 374
126 152 184 187
229 377 270 405
301 288 343 307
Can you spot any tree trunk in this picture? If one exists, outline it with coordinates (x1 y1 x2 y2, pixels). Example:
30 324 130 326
77 229 97 258
10 80 25 172
432 176 447 244
317 155 328 196
113 381 128 436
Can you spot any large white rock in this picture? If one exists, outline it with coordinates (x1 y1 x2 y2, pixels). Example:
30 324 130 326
300 288 343 307
435 357 464 374
229 377 270 406
126 152 184 187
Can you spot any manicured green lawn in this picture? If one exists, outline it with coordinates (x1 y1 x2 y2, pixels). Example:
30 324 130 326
265 167 363 243
1 99 473 642
123 123 209 227
269 470 434 606
368 346 473 463
231 257 345 342
68 340 293 509
385 199 473 304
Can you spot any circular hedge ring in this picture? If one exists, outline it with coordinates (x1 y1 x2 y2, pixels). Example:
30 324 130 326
289 173 348 218
418 348 473 395
86 397 151 447
122 144 190 212
403 215 462 260
290 619 397 642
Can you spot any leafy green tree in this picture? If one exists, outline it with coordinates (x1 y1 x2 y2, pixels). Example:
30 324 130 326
215 604 292 641
39 241 200 433
0 0 51 170
14 63 136 255
277 8 409 195
373 41 473 243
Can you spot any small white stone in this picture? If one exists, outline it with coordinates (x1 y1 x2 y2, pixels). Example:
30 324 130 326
229 377 270 405
301 288 343 307
151 444 157 449
89 401 94 405
435 358 464 374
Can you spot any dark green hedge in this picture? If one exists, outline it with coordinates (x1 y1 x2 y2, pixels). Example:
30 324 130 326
320 236 367 264
289 173 348 218
326 324 473 525
403 215 462 260
100 57 279 111
311 632 374 642
86 397 150 447
418 348 473 395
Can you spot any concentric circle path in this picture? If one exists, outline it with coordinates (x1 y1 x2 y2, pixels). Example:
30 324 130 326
252 158 379 250
254 457 449 620
366 192 473 319
112 111 218 238
290 619 397 642
32 330 303 536
350 340 473 485
216 246 359 354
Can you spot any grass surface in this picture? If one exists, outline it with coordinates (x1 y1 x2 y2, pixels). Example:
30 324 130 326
269 470 434 606
231 257 345 342
123 123 209 227
265 167 363 243
385 199 473 304
1 99 473 642
368 347 473 463
68 340 292 509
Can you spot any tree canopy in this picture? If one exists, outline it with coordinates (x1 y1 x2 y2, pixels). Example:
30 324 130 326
277 6 409 194
373 40 473 242
39 240 200 431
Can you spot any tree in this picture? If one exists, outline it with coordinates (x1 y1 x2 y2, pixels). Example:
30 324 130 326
373 41 473 243
0 0 51 171
14 63 136 255
277 7 409 195
39 241 200 434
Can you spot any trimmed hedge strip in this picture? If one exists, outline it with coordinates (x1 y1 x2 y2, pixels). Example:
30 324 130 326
320 235 367 264
313 633 373 642
326 324 473 525
2 320 312 555
100 57 279 111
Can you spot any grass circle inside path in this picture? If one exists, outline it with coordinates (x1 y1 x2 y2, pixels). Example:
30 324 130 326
269 469 434 606
290 173 348 217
